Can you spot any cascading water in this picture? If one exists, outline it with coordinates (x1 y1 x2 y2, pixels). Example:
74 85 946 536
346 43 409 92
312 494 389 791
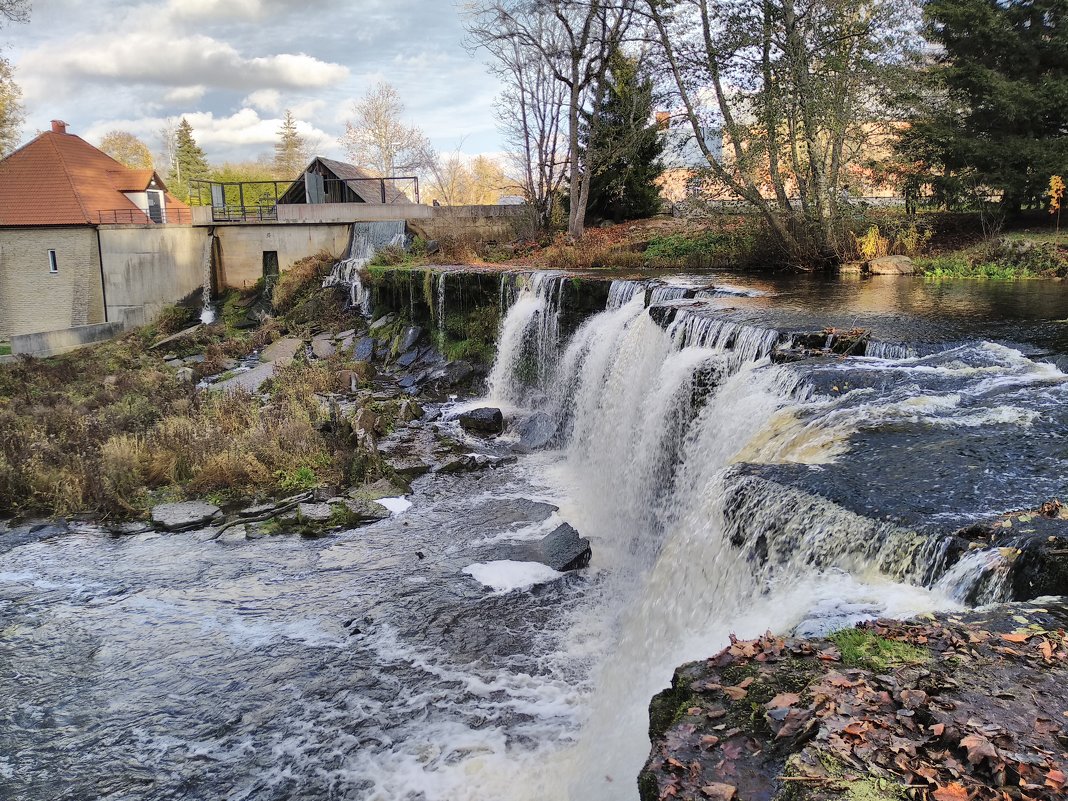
465 275 1066 799
324 220 407 314
199 234 216 324
485 272 569 409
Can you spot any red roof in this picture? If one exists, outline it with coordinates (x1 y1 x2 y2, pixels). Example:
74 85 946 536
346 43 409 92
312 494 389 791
0 130 188 226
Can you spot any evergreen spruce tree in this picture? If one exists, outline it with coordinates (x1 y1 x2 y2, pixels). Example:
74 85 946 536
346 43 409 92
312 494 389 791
581 52 664 222
168 117 209 202
273 110 309 177
901 0 1068 211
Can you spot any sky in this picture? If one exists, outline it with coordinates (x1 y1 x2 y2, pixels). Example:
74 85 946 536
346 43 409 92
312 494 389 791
4 0 505 164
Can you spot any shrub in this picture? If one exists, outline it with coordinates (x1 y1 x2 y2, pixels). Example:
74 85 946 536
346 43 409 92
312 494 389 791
272 251 334 313
645 231 731 261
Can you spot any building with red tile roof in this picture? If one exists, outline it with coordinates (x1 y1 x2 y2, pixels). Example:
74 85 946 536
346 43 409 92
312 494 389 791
0 121 188 226
0 122 204 341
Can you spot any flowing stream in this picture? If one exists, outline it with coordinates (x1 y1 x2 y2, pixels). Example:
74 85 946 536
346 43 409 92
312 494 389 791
325 221 407 314
2 271 1067 800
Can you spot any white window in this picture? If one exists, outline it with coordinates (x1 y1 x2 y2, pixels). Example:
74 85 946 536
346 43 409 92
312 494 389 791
47 250 58 274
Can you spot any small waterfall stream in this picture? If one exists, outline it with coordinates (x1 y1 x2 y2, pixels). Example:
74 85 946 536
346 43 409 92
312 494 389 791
324 220 407 314
199 234 216 324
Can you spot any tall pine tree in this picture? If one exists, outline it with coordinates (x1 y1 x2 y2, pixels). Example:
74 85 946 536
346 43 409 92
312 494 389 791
901 0 1068 211
581 52 664 222
273 110 309 177
168 117 209 202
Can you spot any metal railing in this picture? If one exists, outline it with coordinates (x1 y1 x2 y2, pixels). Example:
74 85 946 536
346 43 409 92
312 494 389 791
209 204 279 222
188 175 420 222
93 207 194 225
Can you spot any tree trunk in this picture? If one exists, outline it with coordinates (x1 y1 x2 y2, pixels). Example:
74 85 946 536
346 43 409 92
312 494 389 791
567 81 584 239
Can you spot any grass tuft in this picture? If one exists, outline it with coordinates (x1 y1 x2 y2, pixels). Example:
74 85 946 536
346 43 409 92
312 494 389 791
829 628 929 672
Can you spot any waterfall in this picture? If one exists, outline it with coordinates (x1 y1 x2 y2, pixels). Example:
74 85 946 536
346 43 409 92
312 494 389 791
324 220 407 314
199 235 216 324
436 272 447 346
485 272 569 408
606 279 645 309
470 274 1066 799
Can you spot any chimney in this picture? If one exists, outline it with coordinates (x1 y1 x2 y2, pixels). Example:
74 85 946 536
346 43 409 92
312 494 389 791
50 120 68 134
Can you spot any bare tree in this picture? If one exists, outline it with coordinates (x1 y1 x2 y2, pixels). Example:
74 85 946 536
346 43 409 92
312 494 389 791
468 0 637 238
0 56 22 156
340 81 429 177
480 27 569 229
643 0 915 265
156 120 177 182
422 141 514 205
0 0 28 26
99 131 154 170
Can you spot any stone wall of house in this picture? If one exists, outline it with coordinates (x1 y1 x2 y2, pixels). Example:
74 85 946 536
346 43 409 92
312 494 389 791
0 227 106 339
214 223 352 289
97 225 207 327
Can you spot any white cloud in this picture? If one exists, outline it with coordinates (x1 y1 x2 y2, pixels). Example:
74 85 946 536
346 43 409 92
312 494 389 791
244 89 281 112
20 33 348 97
164 86 208 104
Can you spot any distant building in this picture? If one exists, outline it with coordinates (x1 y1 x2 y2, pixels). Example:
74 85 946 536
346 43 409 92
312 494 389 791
0 121 196 340
279 157 416 205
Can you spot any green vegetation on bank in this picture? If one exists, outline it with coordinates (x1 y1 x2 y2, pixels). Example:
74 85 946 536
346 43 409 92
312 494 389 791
917 233 1068 279
0 343 10 356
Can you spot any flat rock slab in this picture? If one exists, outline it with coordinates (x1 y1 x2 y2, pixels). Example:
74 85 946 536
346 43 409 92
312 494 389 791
151 501 221 531
507 523 591 571
868 254 917 275
212 358 291 393
310 339 336 359
297 502 334 523
353 337 375 361
261 337 303 362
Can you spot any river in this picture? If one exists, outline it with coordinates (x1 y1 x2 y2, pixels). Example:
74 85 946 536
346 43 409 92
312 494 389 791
2 270 1066 800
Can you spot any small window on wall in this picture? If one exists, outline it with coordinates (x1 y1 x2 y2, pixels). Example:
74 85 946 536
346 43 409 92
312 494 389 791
47 250 58 274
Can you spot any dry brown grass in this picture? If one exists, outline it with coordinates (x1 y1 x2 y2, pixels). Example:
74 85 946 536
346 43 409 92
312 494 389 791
0 317 360 520
272 251 334 313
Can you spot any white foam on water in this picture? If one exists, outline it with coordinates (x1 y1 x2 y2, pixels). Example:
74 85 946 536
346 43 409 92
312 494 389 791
462 560 564 593
375 496 413 514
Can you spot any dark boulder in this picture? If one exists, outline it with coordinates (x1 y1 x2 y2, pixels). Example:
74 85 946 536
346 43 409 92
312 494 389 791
515 411 557 450
459 407 504 435
509 523 591 571
399 325 424 352
353 337 375 361
397 349 421 368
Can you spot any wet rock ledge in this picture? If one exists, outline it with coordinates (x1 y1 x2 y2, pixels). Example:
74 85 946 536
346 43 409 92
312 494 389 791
639 602 1068 801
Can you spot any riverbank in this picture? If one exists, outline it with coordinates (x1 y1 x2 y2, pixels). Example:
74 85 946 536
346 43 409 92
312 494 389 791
400 212 1068 278
3 259 1068 801
0 253 483 523
640 603 1068 801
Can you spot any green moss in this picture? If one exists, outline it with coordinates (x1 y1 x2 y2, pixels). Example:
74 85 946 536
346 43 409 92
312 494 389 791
647 679 695 743
0 343 12 356
775 752 907 801
829 628 929 672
